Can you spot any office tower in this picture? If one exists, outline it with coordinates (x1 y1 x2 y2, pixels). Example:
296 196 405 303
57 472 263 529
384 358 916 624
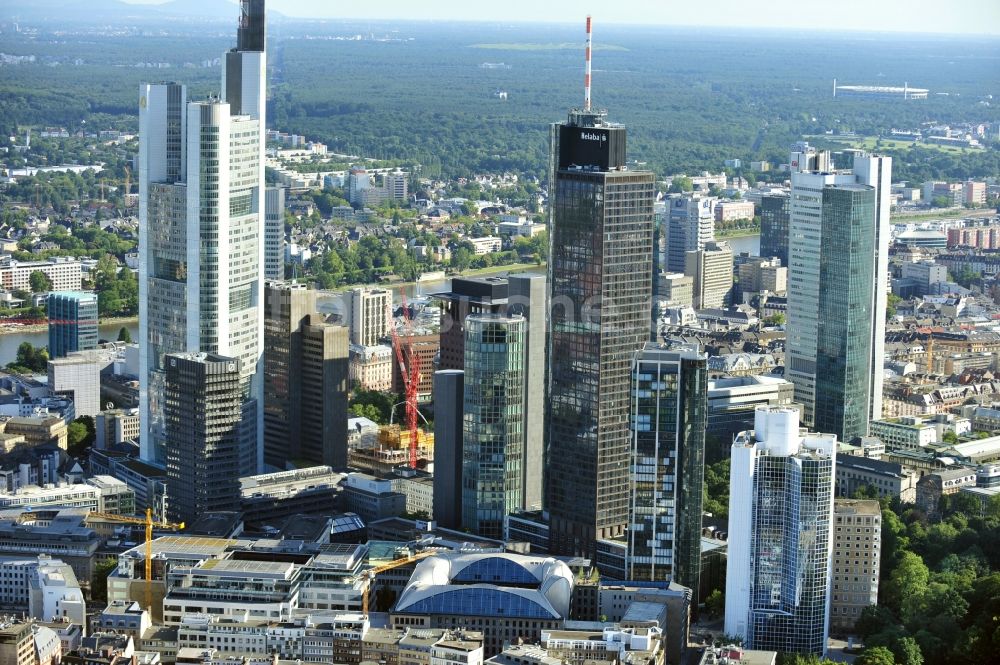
685 240 733 309
434 277 509 371
725 406 837 656
547 103 656 558
830 499 881 634
139 0 267 467
47 291 98 359
626 344 706 596
665 194 716 273
759 194 790 266
392 332 438 403
787 150 888 441
164 352 245 522
264 187 286 280
507 273 546 510
433 369 464 529
789 141 831 173
349 287 392 346
656 272 693 308
462 314 526 538
263 283 349 468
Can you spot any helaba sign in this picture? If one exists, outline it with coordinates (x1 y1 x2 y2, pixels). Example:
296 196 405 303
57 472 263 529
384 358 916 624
580 131 607 143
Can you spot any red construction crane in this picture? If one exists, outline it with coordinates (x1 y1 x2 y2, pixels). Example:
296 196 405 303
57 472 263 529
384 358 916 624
391 290 420 469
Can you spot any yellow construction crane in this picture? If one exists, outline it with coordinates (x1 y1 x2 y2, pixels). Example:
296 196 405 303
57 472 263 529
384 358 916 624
361 551 436 616
85 508 184 613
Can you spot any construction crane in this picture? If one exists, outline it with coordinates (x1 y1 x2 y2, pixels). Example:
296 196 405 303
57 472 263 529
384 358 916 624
85 508 184 613
391 290 421 469
361 551 436 616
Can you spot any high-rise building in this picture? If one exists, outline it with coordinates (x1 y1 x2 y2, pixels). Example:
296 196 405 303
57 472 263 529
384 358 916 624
462 314 526 538
139 0 267 468
626 344 706 598
164 352 246 522
263 283 349 468
759 194 790 266
786 151 891 439
830 499 881 633
547 104 656 559
434 277 509 371
264 186 286 280
507 273 546 511
665 194 716 273
433 369 464 530
349 287 393 347
47 291 98 359
725 406 837 656
685 240 733 309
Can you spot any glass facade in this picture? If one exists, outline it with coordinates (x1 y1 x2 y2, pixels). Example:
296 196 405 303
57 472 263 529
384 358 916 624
462 314 525 539
813 185 876 443
47 291 98 359
547 110 656 559
627 345 706 597
759 194 790 266
748 452 834 655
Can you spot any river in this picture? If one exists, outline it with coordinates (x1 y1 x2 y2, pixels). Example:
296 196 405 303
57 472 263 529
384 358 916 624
0 235 760 364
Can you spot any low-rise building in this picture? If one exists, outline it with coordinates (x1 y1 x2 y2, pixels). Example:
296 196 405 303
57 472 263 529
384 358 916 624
349 344 394 392
916 468 977 515
835 454 919 503
239 466 345 528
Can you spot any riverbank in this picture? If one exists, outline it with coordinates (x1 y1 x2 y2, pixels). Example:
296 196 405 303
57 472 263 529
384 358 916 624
0 315 138 336
893 207 995 222
717 228 761 239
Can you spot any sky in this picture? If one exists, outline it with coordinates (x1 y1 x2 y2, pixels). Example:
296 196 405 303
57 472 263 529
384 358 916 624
122 0 1000 35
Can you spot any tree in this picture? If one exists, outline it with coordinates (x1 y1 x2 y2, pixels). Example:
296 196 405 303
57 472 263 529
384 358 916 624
29 270 52 292
886 293 902 320
941 430 959 444
451 246 473 272
117 326 132 343
891 637 923 665
856 647 896 665
89 557 117 605
67 420 88 452
886 551 929 611
668 175 694 193
763 313 785 326
704 589 724 619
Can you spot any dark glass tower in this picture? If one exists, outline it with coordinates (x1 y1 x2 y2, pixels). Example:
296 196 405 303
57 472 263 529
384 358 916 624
627 343 707 597
813 184 876 442
759 193 789 265
546 108 656 559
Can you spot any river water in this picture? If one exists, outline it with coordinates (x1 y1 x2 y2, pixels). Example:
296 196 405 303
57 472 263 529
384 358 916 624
0 235 760 364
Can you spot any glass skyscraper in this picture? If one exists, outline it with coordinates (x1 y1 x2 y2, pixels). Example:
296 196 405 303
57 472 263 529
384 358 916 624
725 407 837 656
627 343 707 596
546 108 656 559
47 291 98 359
462 314 526 539
758 193 789 266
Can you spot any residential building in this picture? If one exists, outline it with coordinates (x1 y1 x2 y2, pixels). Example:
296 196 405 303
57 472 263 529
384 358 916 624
665 194 715 273
163 353 246 523
391 552 573 656
263 283 349 467
46 292 98 359
547 106 656 559
264 187 285 281
714 200 755 222
725 407 837 656
964 180 987 206
625 344 706 598
787 152 891 440
830 500 881 634
349 288 392 347
139 0 266 468
759 194 790 266
462 314 525 539
349 344 393 392
433 370 464 530
685 241 733 309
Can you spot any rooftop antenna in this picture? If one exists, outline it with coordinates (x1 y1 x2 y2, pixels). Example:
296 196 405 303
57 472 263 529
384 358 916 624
584 16 593 111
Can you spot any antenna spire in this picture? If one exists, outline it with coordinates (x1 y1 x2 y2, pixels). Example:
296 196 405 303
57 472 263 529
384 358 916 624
584 16 593 111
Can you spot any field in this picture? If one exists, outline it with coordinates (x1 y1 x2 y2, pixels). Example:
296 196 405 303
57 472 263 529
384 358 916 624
810 134 983 155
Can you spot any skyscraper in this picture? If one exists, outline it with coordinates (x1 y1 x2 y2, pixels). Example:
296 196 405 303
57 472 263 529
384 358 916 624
164 352 245 522
665 194 716 273
626 343 706 597
758 193 790 266
462 314 526 539
139 0 267 468
786 150 891 440
349 287 393 347
434 277 509 371
685 240 733 309
546 21 657 557
725 406 837 656
47 291 98 359
264 186 286 281
433 369 464 530
263 283 349 468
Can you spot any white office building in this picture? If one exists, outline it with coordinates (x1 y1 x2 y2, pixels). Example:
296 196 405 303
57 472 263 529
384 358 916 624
725 407 837 656
139 0 267 467
665 194 716 273
349 288 393 347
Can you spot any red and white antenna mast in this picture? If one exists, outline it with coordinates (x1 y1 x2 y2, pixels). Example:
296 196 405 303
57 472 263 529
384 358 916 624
584 15 593 111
